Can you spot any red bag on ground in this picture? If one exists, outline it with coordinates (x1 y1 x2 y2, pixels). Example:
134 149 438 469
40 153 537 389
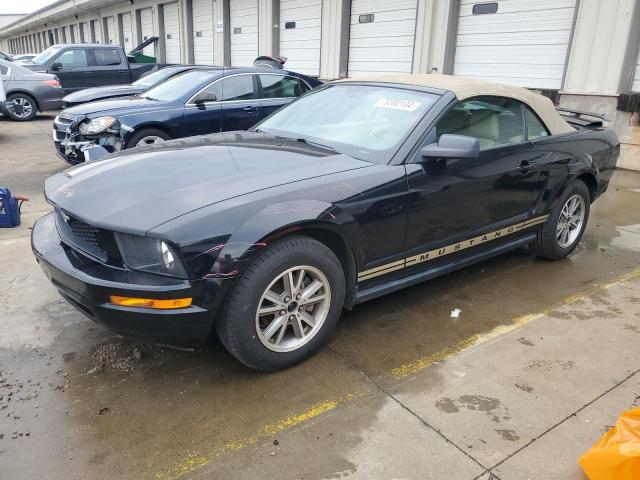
579 407 640 479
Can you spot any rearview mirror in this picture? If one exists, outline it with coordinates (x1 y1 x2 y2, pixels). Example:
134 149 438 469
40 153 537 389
194 91 217 104
420 134 480 160
50 62 62 71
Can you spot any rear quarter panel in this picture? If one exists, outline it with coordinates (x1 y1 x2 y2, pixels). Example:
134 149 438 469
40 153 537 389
531 127 619 211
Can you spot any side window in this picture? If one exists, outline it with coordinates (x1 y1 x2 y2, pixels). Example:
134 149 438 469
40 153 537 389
54 49 89 69
525 107 550 140
0 64 8 76
193 75 255 103
436 96 525 150
95 49 122 66
259 75 310 99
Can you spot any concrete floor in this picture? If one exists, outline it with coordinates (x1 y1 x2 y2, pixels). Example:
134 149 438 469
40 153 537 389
1 113 640 480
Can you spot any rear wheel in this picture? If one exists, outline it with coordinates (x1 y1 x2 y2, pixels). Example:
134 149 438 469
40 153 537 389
533 180 590 260
2 93 37 121
125 128 171 148
217 236 345 371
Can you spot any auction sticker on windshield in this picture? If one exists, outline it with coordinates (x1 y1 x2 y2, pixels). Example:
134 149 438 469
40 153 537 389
375 97 422 112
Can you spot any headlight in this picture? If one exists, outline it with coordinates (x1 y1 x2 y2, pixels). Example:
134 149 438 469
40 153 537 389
79 116 116 135
115 232 187 278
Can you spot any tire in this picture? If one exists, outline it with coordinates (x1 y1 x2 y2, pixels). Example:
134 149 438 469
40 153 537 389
124 128 171 149
217 236 346 371
3 93 38 121
533 180 590 260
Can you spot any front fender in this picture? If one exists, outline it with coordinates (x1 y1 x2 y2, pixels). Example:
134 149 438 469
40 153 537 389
208 199 364 279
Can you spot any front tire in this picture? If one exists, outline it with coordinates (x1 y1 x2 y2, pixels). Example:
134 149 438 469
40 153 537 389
2 93 38 121
217 236 345 371
124 128 171 149
533 180 590 260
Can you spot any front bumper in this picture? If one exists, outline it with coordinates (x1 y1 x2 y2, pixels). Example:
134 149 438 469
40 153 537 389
31 212 221 347
53 115 124 165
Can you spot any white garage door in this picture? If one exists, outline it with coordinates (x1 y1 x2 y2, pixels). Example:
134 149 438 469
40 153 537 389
632 51 640 92
139 8 155 57
454 0 576 89
192 0 215 64
279 0 322 76
163 2 181 63
122 12 134 52
348 0 418 77
230 0 258 66
80 22 89 43
93 20 103 43
106 17 117 44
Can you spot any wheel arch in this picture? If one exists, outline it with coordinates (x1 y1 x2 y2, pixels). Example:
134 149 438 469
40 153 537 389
574 171 598 202
205 201 364 310
6 90 39 111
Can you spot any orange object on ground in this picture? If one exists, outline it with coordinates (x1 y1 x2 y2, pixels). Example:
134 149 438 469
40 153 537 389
579 407 640 480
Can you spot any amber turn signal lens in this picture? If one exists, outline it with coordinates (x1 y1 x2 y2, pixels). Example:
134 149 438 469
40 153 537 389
109 296 192 309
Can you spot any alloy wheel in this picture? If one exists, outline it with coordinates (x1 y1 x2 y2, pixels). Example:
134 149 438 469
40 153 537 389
136 136 165 146
255 266 331 352
8 97 33 119
556 194 585 248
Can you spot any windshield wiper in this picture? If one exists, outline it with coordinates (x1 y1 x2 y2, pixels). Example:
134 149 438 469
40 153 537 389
275 135 336 152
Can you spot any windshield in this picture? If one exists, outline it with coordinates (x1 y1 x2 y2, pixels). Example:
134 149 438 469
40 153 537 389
141 70 217 102
133 67 184 88
257 84 439 163
31 46 64 64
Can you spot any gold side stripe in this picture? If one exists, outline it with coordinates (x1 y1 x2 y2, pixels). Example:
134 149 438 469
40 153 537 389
359 215 549 283
358 263 406 281
357 259 405 279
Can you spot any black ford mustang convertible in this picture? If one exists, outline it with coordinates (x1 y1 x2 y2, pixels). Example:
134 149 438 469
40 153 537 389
32 75 619 371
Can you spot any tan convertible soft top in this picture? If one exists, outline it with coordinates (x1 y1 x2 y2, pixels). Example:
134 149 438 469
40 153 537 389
337 74 574 136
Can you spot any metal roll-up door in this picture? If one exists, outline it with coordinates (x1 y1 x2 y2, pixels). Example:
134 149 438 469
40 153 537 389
632 52 640 92
139 8 155 57
92 20 102 43
163 2 181 63
80 22 89 43
347 0 418 77
122 13 134 51
453 0 576 89
106 17 117 44
192 0 215 64
230 0 258 66
279 0 322 76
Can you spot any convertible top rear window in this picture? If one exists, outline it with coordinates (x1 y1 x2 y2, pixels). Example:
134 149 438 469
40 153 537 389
257 84 439 163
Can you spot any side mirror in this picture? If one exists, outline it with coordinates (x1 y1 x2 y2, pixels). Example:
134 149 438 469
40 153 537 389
419 134 480 160
50 62 62 71
194 91 217 104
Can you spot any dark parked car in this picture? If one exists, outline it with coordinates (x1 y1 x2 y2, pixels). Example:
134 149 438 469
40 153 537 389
32 75 619 371
61 65 207 107
0 59 63 121
21 40 163 94
53 67 322 164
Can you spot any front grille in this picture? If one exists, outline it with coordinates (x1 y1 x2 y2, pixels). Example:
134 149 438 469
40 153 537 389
55 209 108 263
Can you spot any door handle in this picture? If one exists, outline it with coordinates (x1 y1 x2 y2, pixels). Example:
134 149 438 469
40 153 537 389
517 160 537 170
243 106 258 112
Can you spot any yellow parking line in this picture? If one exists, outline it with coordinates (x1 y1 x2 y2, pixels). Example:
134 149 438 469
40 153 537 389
390 267 640 379
153 267 640 479
152 394 362 480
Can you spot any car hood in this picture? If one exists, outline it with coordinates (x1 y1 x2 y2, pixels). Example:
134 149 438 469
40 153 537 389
63 85 144 103
61 97 168 117
45 131 372 234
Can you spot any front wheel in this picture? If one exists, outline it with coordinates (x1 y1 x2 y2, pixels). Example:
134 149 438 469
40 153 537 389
217 236 345 371
124 128 171 149
533 180 590 260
